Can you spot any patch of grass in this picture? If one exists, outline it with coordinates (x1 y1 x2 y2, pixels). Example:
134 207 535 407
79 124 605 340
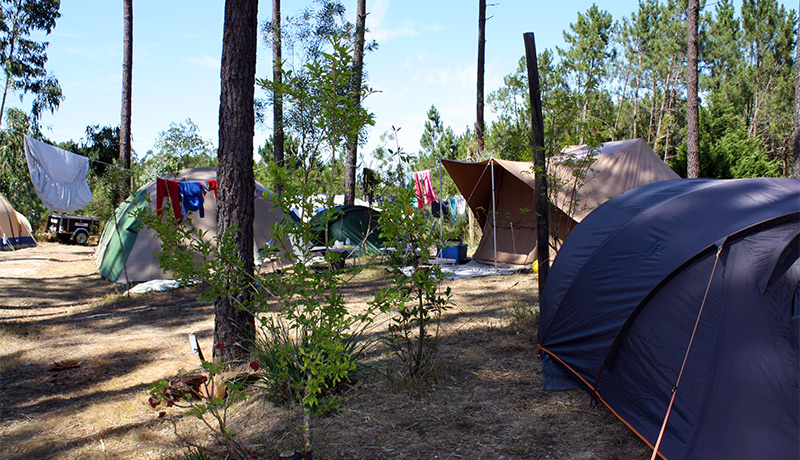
509 299 539 328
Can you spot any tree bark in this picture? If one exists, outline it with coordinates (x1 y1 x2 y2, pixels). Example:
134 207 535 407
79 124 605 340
272 0 285 195
793 21 800 179
344 0 367 206
686 0 700 177
476 0 486 157
215 0 258 363
120 0 133 193
523 33 549 304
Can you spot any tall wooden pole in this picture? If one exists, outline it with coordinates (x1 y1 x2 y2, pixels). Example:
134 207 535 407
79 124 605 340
523 32 549 300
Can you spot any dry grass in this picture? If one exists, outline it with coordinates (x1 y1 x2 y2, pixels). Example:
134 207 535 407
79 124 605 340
0 242 651 459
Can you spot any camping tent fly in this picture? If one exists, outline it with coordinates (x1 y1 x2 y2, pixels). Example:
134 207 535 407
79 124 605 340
95 168 291 283
0 192 36 250
539 177 800 460
310 205 384 255
442 138 679 267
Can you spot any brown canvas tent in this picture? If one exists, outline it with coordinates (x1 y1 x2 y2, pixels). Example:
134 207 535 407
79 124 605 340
442 138 680 267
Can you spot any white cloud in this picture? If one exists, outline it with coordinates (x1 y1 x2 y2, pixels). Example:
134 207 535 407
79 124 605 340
367 0 443 43
185 54 219 71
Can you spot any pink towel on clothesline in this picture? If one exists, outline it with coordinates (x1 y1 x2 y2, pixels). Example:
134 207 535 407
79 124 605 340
413 170 436 209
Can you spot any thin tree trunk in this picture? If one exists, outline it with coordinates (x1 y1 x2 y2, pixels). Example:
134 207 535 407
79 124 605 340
654 58 675 158
215 0 258 363
614 70 630 137
0 14 18 129
0 70 11 129
272 0 284 196
580 96 589 144
793 23 800 179
344 0 367 206
633 51 642 139
476 0 486 157
686 0 700 178
120 0 133 194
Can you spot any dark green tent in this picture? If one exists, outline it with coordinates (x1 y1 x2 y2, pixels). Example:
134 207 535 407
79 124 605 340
311 205 384 255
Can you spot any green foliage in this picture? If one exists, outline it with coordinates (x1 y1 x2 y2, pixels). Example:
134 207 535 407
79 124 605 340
257 33 374 194
0 108 47 229
253 161 377 414
0 0 64 129
141 36 382 448
372 185 451 381
670 108 781 178
136 119 217 185
484 0 796 177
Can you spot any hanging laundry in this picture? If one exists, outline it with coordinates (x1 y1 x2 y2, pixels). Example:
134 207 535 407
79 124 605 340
178 181 206 219
23 135 93 212
448 196 458 222
413 170 436 209
156 178 183 221
454 195 467 218
206 179 218 198
431 198 450 219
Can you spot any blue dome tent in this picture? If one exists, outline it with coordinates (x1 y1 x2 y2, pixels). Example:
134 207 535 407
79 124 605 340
539 178 799 460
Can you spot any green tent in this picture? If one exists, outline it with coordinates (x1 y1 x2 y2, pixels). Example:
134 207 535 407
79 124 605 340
311 205 384 255
95 167 289 283
95 187 148 283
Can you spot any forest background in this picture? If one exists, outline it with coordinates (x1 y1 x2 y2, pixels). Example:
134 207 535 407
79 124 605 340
0 0 797 232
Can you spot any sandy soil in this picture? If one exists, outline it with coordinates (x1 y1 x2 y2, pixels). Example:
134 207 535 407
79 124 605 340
0 241 651 459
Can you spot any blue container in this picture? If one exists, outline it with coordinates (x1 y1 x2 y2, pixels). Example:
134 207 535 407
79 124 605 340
438 242 467 264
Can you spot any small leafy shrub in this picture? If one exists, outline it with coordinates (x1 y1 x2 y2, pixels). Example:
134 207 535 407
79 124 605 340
148 355 261 460
372 185 451 381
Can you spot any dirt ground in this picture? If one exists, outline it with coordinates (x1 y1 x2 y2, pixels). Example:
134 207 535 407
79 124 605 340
0 241 652 459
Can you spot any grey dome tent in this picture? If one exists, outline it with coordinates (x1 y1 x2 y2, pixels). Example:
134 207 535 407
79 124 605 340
95 168 291 284
539 178 799 460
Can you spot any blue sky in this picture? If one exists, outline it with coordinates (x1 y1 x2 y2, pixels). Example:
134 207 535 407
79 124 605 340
17 0 797 166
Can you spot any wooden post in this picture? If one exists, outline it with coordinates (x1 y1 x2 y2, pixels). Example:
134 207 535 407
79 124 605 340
523 32 550 300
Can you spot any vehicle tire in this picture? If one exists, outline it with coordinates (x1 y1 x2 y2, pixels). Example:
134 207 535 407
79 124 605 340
73 231 89 245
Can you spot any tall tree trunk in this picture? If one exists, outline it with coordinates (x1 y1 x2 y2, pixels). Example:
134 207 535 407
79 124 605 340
793 25 800 179
476 0 486 157
579 96 589 144
215 0 258 363
0 13 19 129
654 59 675 159
633 50 642 139
120 0 133 194
686 0 700 178
344 0 367 206
614 70 630 137
272 0 284 196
